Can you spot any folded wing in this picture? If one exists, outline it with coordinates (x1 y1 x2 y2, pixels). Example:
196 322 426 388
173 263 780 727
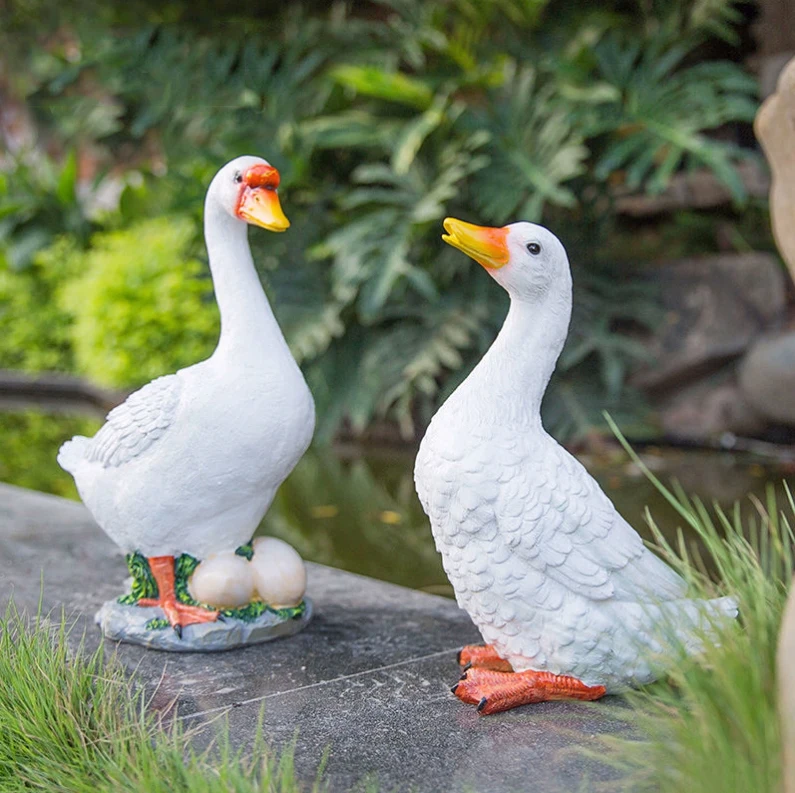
85 375 182 469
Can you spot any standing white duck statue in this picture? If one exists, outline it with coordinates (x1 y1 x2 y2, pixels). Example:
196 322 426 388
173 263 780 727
414 217 738 713
58 156 315 650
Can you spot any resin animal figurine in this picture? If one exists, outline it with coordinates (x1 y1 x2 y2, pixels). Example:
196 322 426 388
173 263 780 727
414 217 737 713
58 156 314 650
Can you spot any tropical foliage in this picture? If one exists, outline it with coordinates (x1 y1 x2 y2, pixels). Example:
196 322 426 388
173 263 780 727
0 0 760 441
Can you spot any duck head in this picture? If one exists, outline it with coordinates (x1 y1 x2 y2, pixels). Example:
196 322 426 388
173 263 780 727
208 155 290 232
442 217 570 302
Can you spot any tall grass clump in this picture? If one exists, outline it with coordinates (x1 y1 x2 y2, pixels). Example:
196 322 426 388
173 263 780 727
599 417 793 793
0 603 323 792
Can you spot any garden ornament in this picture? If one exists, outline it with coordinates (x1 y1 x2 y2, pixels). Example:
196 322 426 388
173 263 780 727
58 156 314 650
414 218 738 713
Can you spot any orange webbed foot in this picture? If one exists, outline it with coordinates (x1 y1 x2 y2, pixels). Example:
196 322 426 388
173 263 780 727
452 666 606 714
452 667 515 704
137 597 220 636
137 555 220 637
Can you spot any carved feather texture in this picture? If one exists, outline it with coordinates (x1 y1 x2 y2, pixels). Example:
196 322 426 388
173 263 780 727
85 375 182 468
415 221 737 691
415 407 733 692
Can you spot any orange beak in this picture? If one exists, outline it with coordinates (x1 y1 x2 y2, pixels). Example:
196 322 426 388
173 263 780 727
236 164 290 232
442 217 509 269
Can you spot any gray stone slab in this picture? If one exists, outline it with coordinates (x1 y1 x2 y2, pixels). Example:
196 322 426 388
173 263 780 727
0 483 634 793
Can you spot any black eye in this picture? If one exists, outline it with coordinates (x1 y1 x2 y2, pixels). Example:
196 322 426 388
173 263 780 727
526 242 541 255
234 172 243 184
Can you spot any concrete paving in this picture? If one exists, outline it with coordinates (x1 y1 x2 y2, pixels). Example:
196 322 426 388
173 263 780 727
0 482 635 792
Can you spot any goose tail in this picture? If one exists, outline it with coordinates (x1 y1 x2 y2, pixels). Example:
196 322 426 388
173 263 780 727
57 436 90 475
663 595 739 656
708 595 739 620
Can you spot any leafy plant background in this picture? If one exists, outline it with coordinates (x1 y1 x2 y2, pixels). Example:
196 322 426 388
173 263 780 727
0 0 763 442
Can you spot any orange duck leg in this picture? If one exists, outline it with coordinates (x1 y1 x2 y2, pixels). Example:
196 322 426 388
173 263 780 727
137 556 220 637
458 643 513 672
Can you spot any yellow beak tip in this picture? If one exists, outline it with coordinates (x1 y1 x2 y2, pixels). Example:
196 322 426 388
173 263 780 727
439 217 509 269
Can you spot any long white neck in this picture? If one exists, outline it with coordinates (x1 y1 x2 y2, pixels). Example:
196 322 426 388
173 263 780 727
454 287 572 426
204 197 290 362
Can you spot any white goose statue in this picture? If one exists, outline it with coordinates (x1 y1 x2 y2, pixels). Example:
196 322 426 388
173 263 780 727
414 217 737 714
58 156 315 634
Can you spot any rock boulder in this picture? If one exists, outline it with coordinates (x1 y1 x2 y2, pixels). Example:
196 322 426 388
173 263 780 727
656 365 767 440
633 253 786 393
739 331 795 425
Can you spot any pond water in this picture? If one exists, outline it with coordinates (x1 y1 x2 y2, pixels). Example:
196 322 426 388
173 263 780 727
3 409 795 598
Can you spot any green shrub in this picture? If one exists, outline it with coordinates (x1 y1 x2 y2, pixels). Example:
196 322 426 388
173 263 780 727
60 217 219 388
0 236 78 372
0 153 96 272
0 412 100 498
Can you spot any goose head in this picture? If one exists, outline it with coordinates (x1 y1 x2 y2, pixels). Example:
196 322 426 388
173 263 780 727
442 217 570 303
208 155 290 232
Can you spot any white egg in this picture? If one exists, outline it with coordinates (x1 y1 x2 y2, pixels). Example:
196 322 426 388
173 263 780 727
250 537 306 608
188 552 254 608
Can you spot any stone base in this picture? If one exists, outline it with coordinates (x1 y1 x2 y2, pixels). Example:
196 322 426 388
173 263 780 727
95 597 313 652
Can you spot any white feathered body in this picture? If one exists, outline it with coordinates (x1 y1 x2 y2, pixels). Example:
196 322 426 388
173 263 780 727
416 404 736 692
59 350 314 559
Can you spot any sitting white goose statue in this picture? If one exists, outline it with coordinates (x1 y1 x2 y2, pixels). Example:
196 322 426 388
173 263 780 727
58 156 315 635
414 217 737 714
